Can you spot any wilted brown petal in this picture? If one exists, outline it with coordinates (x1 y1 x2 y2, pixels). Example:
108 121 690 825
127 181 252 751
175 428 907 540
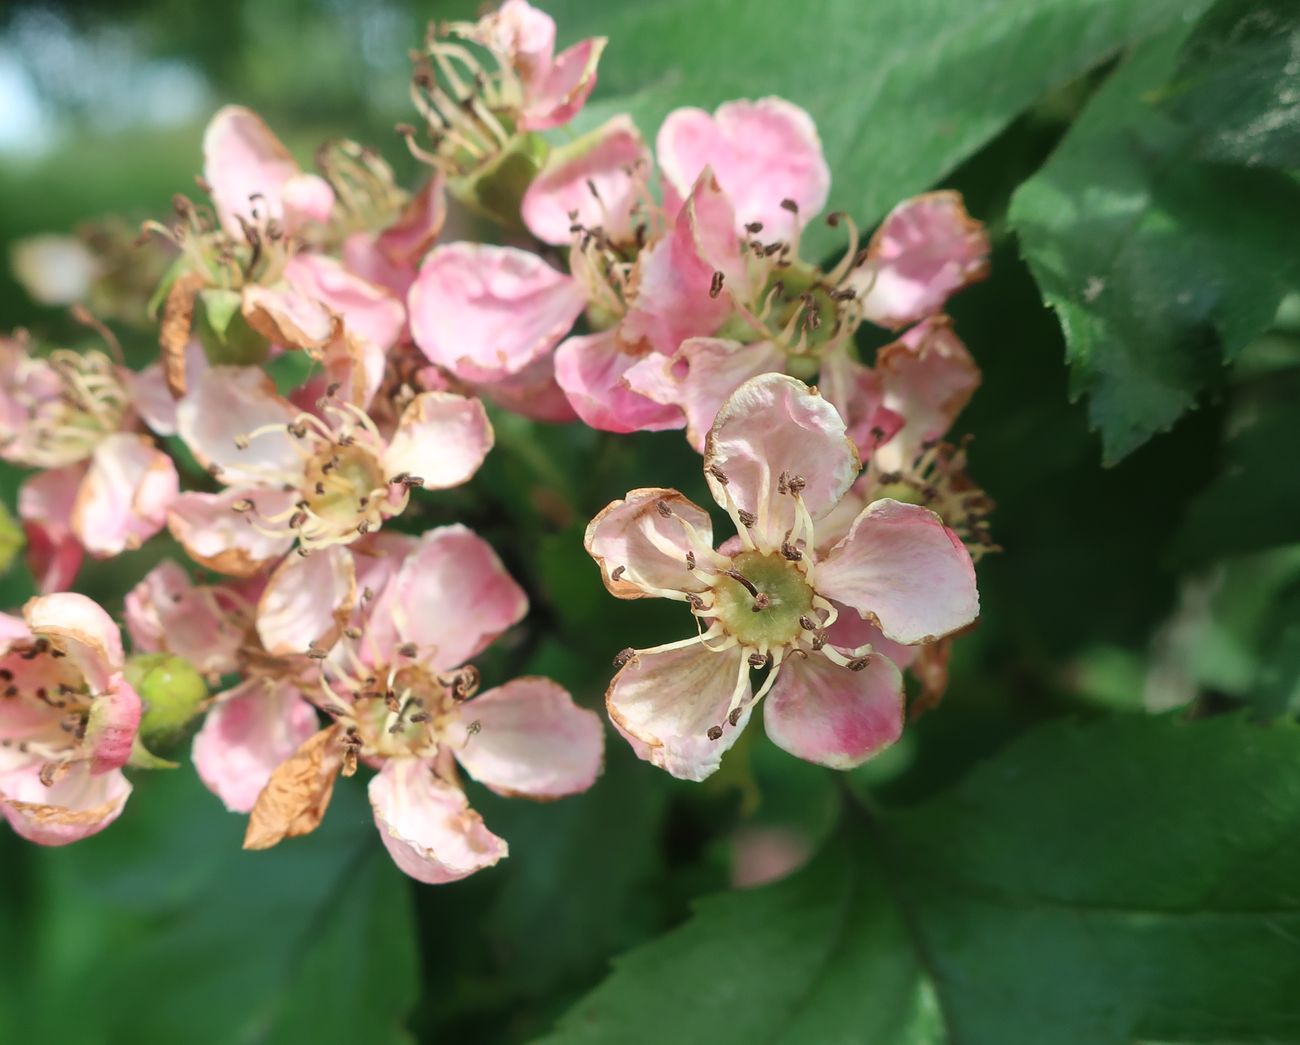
242 724 343 850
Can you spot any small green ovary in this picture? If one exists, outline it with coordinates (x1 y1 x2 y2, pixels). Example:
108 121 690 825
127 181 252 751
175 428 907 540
712 551 815 649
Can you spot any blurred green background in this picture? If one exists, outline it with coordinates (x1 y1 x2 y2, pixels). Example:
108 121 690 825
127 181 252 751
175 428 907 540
3 0 1299 1042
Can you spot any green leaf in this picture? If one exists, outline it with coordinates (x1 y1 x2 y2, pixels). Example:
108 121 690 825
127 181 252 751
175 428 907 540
1010 23 1300 461
554 0 1201 254
1162 0 1300 170
543 715 1300 1044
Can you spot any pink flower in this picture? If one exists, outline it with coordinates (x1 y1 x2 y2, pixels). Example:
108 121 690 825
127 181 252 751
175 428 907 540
585 373 978 780
242 526 604 884
169 365 492 573
1 337 179 583
0 593 142 845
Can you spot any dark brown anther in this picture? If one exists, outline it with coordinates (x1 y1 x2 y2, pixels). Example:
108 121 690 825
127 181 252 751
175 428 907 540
656 500 673 518
709 465 729 485
296 546 311 557
232 498 254 513
787 474 806 494
233 434 250 450
398 642 418 658
728 707 744 727
687 593 705 610
384 689 402 713
738 509 757 528
685 551 696 570
306 645 328 660
847 657 870 671
0 668 12 681
610 565 627 583
613 648 636 669
337 434 355 447
402 475 425 488
288 511 306 530
709 271 725 298
357 520 371 535
780 198 799 213
288 421 307 438
744 221 764 234
725 569 760 599
362 587 375 601
777 471 789 495
811 631 827 651
343 626 362 640
747 651 770 668
3 687 17 698
389 472 409 485
315 482 326 495
408 712 430 724
799 615 817 631
447 665 480 701
826 211 842 227
208 463 224 478
781 539 803 562
706 725 724 741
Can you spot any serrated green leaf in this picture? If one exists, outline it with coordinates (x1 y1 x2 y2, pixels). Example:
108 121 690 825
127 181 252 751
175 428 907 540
543 715 1300 1045
553 0 1202 255
1162 0 1300 170
1010 24 1300 461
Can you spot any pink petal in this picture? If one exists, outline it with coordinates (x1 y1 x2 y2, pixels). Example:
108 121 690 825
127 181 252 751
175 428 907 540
18 467 84 593
72 434 178 557
256 546 356 656
449 677 603 799
763 651 903 769
607 640 751 782
382 391 493 489
471 354 579 424
83 678 142 774
480 0 557 82
520 36 606 131
376 175 447 267
584 488 714 599
408 243 585 383
363 524 527 673
168 487 295 577
621 169 740 354
852 191 990 329
657 98 830 240
819 346 904 459
816 498 978 644
625 337 786 452
24 591 123 686
704 373 859 549
122 361 180 436
193 678 321 813
369 759 507 884
554 331 684 434
240 282 338 350
873 317 980 472
522 115 650 245
0 762 131 845
283 254 405 355
203 106 307 239
281 172 336 228
176 366 300 486
124 560 245 675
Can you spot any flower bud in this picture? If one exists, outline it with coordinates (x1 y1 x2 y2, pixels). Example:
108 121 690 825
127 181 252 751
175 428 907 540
195 287 269 366
125 652 208 750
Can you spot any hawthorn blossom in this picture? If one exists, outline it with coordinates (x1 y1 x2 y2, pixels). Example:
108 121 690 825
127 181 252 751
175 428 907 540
0 594 142 844
0 335 179 587
169 365 492 574
518 100 988 444
241 525 604 884
585 373 978 780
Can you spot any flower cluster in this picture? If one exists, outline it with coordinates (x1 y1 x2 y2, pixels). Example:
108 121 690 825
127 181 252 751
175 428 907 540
0 0 991 879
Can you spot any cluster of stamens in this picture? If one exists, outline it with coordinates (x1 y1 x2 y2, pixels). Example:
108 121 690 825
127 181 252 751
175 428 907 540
229 386 419 551
0 638 92 786
3 348 129 469
316 140 409 242
143 192 295 291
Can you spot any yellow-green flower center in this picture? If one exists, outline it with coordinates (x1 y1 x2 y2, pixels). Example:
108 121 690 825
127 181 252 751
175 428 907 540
712 550 814 649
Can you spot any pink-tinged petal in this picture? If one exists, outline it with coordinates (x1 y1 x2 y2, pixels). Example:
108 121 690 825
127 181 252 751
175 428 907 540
658 99 830 240
382 391 493 489
256 546 355 657
480 0 557 81
816 498 978 644
585 488 714 599
193 678 320 813
448 677 603 799
203 106 304 239
621 169 740 354
72 434 178 557
520 35 606 130
522 115 649 245
852 191 990 329
554 331 684 434
281 172 335 228
764 651 903 769
168 487 295 577
83 679 142 774
377 175 447 267
704 373 859 548
350 531 419 606
0 762 131 845
625 337 786 452
24 591 123 684
819 347 904 460
18 467 84 593
124 560 245 675
0 613 30 651
472 354 579 424
123 361 180 436
607 640 751 782
176 366 300 486
408 243 585 383
240 282 338 350
825 600 919 669
283 254 404 355
873 316 980 472
369 759 507 884
364 524 527 673
317 331 388 411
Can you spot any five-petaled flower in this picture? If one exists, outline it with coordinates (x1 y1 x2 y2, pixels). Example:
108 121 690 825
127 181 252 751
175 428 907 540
586 373 979 780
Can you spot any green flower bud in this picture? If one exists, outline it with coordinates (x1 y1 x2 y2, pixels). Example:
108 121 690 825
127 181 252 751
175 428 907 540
0 500 24 576
195 287 269 366
448 131 549 230
125 652 209 752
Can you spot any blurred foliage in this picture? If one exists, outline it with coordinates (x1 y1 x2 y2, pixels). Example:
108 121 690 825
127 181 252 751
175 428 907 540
2 0 1299 1042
